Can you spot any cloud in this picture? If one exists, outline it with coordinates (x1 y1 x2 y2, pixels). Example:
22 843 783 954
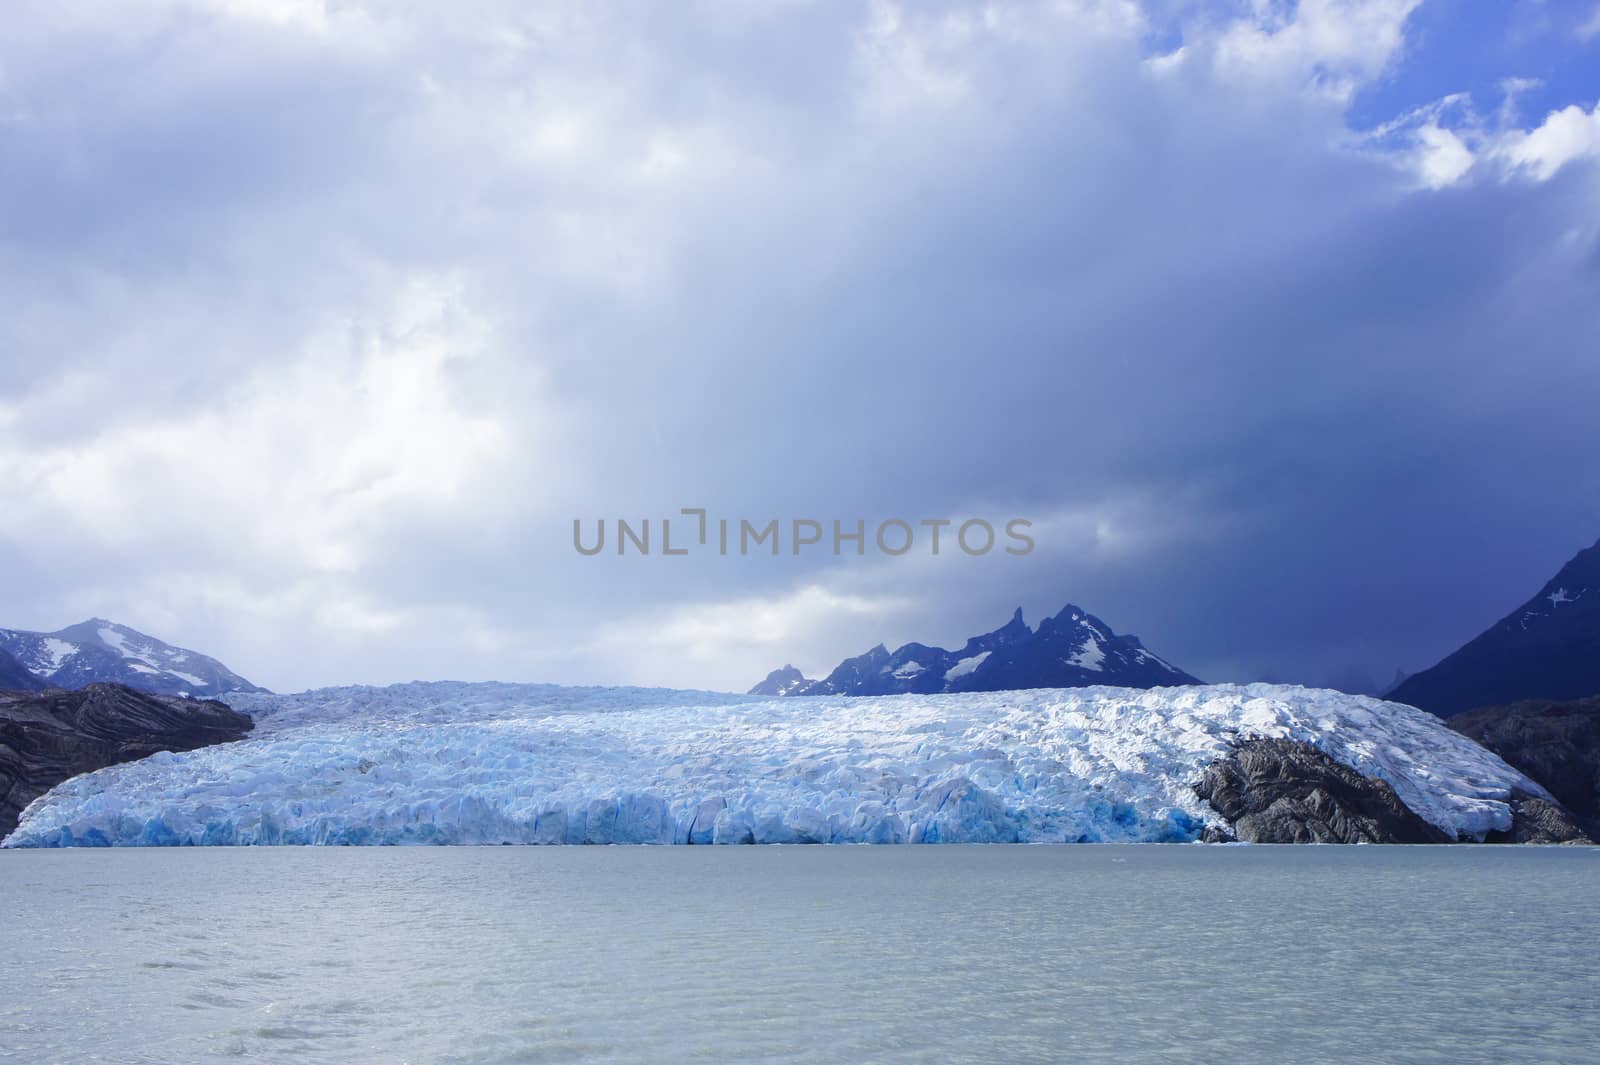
1411 123 1476 187
1 1 1598 694
1496 101 1600 179
1366 81 1600 189
1579 5 1600 42
587 584 914 689
1208 0 1422 101
1 273 536 568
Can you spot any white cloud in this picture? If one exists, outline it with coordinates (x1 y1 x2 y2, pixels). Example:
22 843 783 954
1495 102 1600 180
1412 124 1476 188
0 272 543 573
196 0 329 29
854 2 981 114
1368 86 1600 189
587 584 914 689
1579 5 1600 42
851 0 1146 117
1210 0 1423 102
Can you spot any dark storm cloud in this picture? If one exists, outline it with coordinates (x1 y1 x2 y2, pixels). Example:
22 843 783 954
0 0 1597 692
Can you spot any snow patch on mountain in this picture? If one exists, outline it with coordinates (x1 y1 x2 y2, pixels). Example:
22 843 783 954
1067 636 1106 671
944 651 990 681
5 682 1540 848
98 626 138 660
39 639 76 673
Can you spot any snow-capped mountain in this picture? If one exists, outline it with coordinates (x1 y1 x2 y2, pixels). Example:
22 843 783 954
3 681 1541 847
0 648 45 692
754 604 1200 696
0 619 266 697
1390 537 1600 716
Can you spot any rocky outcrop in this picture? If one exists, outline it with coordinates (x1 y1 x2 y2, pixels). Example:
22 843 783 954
1448 697 1600 839
1196 736 1593 844
1485 796 1593 845
0 683 253 840
1194 737 1451 843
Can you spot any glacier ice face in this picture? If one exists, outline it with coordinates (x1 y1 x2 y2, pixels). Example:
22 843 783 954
3 682 1543 847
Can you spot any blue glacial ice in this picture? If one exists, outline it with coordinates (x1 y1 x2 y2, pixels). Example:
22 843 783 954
2 681 1544 846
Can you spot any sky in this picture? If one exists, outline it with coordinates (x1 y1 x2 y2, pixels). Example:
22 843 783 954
2 0 1598 695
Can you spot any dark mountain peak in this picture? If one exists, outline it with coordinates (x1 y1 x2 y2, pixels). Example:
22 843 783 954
1033 604 1111 645
1533 538 1600 599
1037 603 1101 633
957 607 1033 657
748 664 813 697
55 619 116 641
753 601 1198 697
1390 535 1600 716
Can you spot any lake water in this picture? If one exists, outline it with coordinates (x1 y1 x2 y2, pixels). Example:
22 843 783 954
1 846 1596 1064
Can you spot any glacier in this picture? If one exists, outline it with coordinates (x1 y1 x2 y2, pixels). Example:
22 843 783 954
2 682 1545 847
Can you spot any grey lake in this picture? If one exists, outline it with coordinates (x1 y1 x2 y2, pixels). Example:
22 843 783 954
1 845 1596 1065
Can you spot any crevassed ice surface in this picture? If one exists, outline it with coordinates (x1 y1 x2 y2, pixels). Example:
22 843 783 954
4 682 1542 847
